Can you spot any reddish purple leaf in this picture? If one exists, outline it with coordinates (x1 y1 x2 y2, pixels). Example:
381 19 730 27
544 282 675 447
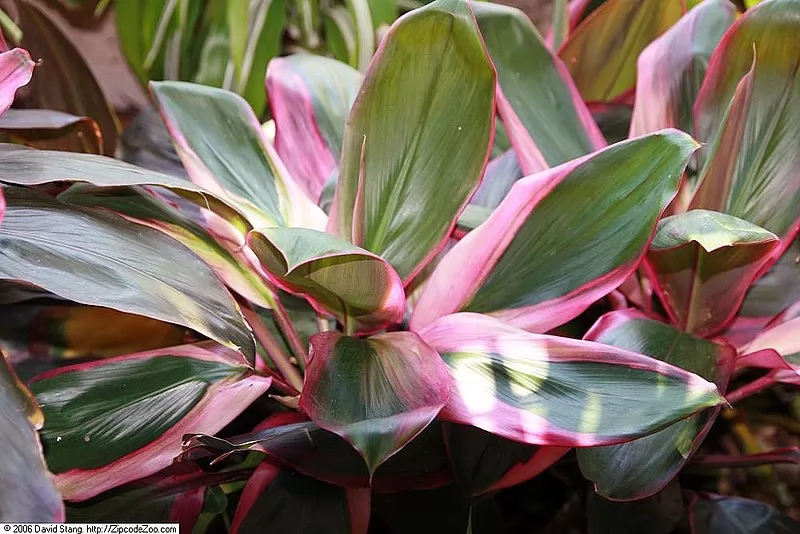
299 331 451 475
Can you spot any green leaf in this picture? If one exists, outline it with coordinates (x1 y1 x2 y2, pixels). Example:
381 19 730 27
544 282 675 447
691 0 800 246
299 331 451 474
15 0 120 155
577 311 734 500
248 227 404 330
740 237 800 319
690 494 800 533
330 0 495 283
0 109 102 155
0 354 64 521
0 187 254 357
28 342 271 500
646 210 780 337
472 2 605 167
559 0 684 103
150 81 326 230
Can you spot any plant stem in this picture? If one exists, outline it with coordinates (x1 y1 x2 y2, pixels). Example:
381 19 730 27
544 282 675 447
726 375 776 404
241 303 304 392
269 294 310 367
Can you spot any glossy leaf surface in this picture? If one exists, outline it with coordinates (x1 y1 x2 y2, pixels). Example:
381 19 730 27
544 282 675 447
645 210 780 337
0 47 33 114
559 0 684 103
329 0 495 283
0 109 102 154
629 0 737 137
151 81 326 230
300 331 451 474
0 354 64 521
691 494 800 533
411 130 697 332
418 313 722 447
691 0 800 248
472 2 605 171
577 310 734 500
0 188 254 356
28 342 270 501
266 54 363 201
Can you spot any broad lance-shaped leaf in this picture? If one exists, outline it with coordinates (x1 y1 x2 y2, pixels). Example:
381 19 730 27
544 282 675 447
0 144 251 234
60 184 277 310
472 2 605 175
740 316 800 385
559 0 684 104
299 331 451 474
576 309 735 500
629 0 737 138
150 81 327 231
248 227 404 330
0 47 34 114
0 187 255 357
0 109 103 154
328 0 495 283
27 341 272 501
691 1 800 250
417 313 723 447
690 494 800 534
266 54 363 202
0 353 64 521
738 237 800 321
410 130 698 333
644 210 780 337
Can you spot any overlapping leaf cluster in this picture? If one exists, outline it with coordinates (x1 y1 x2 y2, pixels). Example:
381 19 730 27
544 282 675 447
0 0 798 531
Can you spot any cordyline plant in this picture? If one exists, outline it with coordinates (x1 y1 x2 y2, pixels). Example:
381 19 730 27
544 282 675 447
0 0 798 532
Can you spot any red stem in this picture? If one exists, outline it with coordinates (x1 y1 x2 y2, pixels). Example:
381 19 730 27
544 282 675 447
725 374 776 404
241 303 304 392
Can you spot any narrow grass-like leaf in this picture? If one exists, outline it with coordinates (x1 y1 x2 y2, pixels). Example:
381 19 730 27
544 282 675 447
645 210 780 337
329 0 495 283
410 130 697 332
266 54 363 201
0 188 254 356
559 0 684 104
28 341 270 501
577 309 735 500
299 331 451 474
417 313 722 447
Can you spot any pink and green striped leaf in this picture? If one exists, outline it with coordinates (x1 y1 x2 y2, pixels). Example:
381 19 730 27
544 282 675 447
576 309 735 500
266 54 363 202
328 0 495 283
232 467 370 534
690 494 800 534
740 316 800 385
417 312 723 447
0 144 251 234
27 341 271 501
299 331 451 474
247 227 405 330
644 210 780 337
471 2 605 175
0 187 255 357
410 130 698 333
559 0 684 104
0 353 64 522
150 81 327 230
0 47 34 115
737 237 800 322
690 0 800 249
59 185 276 310
629 0 737 138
